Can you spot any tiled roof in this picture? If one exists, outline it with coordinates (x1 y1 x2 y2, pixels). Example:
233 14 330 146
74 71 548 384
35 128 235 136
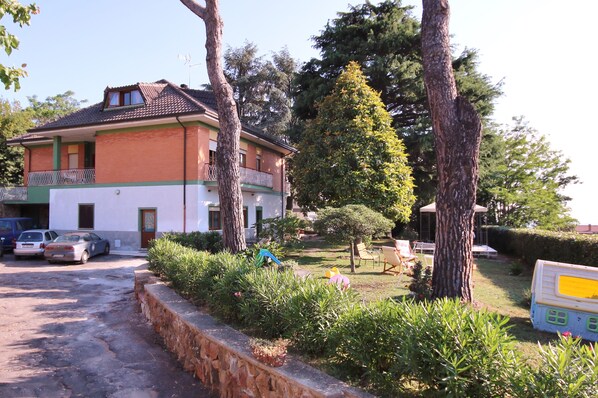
11 79 294 152
29 80 210 132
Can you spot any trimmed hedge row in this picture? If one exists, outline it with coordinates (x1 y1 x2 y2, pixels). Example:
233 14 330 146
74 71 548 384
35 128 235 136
147 239 597 397
487 226 598 267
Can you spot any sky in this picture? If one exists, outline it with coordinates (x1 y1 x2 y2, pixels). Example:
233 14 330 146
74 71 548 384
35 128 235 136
3 0 597 224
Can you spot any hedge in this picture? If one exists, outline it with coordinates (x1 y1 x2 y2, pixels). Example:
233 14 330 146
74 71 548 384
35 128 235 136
486 226 598 268
147 238 597 397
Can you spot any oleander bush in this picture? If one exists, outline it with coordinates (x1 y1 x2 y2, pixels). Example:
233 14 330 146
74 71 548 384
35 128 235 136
147 238 598 398
487 226 598 267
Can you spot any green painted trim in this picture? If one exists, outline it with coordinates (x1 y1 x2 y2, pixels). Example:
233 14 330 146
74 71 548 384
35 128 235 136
53 136 62 170
255 206 263 210
196 120 219 132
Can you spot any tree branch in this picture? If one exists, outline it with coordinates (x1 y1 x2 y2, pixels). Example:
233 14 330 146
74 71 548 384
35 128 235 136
180 0 206 19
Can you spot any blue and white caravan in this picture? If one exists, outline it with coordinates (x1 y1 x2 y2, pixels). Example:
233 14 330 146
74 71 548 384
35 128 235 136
530 259 598 341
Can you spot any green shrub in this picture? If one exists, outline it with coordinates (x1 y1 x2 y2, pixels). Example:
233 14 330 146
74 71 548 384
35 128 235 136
282 278 359 355
511 333 598 398
161 231 223 253
255 212 309 245
329 299 408 395
329 298 520 397
238 268 302 338
206 255 253 322
487 226 598 267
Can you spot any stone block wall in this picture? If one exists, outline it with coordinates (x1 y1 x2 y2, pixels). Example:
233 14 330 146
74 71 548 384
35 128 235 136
135 268 374 398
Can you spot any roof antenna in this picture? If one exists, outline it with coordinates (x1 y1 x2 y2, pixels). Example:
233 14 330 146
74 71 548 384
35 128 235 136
177 54 201 88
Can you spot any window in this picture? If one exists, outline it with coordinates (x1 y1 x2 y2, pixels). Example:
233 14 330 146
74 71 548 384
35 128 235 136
256 155 262 171
79 204 94 229
208 207 247 230
209 207 221 230
240 150 247 168
209 150 217 165
105 89 144 108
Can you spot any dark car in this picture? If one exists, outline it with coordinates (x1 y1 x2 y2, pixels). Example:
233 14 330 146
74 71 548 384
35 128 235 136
0 217 33 252
44 232 110 264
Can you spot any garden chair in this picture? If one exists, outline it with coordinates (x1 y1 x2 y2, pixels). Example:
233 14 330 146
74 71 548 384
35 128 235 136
381 246 408 276
394 239 417 269
356 242 378 267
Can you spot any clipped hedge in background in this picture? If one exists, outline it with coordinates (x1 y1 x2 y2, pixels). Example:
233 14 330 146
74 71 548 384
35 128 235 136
161 231 223 253
486 226 598 268
147 238 597 398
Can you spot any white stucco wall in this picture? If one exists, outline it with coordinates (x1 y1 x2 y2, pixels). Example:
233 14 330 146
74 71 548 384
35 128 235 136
48 184 288 249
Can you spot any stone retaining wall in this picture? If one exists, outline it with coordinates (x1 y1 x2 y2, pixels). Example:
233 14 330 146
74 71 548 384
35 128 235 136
134 267 374 398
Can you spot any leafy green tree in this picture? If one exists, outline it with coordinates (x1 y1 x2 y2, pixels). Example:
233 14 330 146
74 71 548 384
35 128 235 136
314 205 393 272
477 118 578 230
0 99 32 185
221 42 297 138
293 0 501 212
0 1 39 91
27 91 86 126
290 61 415 222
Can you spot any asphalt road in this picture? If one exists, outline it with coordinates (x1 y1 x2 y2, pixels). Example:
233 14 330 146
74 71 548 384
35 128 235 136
0 253 214 398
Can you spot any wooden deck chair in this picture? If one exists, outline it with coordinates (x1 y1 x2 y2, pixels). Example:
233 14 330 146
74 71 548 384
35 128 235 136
356 242 378 267
394 239 417 269
381 246 406 276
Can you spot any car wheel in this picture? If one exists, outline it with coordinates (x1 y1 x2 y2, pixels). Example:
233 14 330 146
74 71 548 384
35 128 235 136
14 255 20 261
104 243 110 255
80 251 89 264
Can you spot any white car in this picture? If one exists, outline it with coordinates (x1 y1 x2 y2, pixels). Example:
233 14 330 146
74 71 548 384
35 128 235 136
14 229 59 260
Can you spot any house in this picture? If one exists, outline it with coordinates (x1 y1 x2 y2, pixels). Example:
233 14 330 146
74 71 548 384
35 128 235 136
1 79 295 251
575 224 598 235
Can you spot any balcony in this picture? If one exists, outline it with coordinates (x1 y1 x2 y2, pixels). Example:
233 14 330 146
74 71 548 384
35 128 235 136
0 186 27 202
205 164 273 189
27 169 96 186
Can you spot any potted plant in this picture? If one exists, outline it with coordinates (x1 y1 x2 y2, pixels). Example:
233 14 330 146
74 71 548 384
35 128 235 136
249 338 289 367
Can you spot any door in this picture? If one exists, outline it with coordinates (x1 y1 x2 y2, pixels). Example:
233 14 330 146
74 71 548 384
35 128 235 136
141 209 156 249
255 208 263 239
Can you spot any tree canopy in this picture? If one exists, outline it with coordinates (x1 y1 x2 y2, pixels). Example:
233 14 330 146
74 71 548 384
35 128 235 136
0 99 32 185
314 204 393 272
290 61 415 222
0 0 39 91
477 118 578 230
221 42 297 138
292 0 501 212
27 91 86 126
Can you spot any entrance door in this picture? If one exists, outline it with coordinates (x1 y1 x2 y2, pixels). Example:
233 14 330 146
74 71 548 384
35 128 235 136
141 209 156 249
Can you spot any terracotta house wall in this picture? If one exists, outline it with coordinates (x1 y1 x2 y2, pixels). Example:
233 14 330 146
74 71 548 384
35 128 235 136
261 149 284 192
95 126 200 184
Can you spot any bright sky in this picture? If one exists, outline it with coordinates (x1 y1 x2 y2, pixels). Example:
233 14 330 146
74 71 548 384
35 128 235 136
3 0 597 224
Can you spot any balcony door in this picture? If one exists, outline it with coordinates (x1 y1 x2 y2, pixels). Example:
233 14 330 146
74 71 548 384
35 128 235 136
140 209 156 249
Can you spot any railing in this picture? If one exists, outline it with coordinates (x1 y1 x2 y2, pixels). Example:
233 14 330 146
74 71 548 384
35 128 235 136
27 169 96 186
205 164 273 188
0 186 27 202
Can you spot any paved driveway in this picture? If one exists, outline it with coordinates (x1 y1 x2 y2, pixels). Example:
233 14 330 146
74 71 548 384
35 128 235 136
0 253 213 398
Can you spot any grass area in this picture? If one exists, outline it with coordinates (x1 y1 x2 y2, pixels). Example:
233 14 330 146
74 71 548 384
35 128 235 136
285 237 556 362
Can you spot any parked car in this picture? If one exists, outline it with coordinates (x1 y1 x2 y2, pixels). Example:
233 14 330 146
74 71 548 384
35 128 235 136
0 217 33 252
44 232 110 264
14 229 59 260
0 237 4 257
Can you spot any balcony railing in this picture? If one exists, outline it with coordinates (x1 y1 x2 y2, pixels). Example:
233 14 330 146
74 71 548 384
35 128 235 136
27 169 96 186
0 186 27 202
205 164 273 188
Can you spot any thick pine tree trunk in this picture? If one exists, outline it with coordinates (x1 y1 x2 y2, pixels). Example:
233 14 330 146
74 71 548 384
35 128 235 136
421 0 482 301
180 0 246 253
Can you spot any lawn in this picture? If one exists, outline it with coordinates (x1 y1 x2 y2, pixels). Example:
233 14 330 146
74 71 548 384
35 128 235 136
285 237 556 362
